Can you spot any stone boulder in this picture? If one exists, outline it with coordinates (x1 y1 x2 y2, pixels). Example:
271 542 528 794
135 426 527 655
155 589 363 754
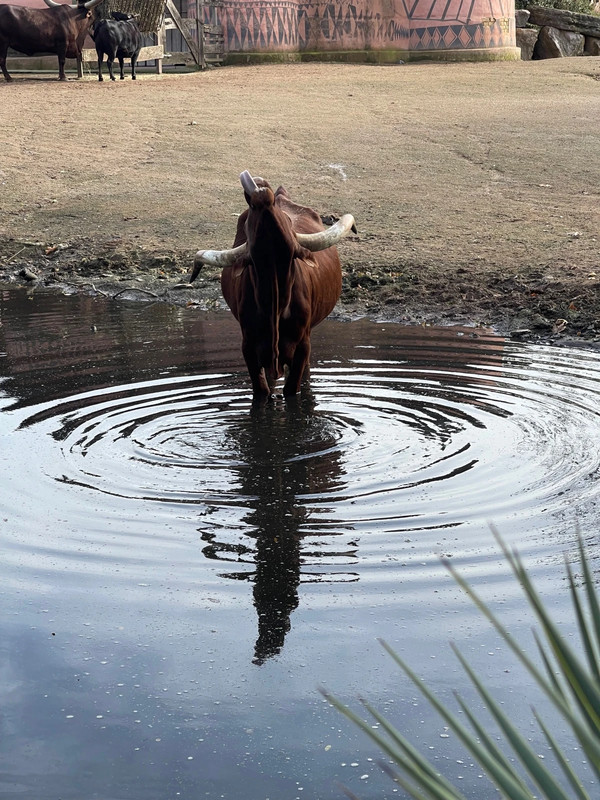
528 5 600 37
534 26 585 58
517 27 539 59
585 35 600 55
515 8 531 27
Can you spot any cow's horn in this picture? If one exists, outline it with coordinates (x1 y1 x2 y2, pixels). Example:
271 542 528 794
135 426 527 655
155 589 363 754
43 0 62 7
190 243 247 281
83 0 104 9
296 214 356 252
240 170 259 195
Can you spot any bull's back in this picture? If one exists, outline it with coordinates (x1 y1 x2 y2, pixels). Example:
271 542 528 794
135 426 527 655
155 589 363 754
0 6 83 55
274 188 324 236
0 6 57 52
273 191 342 325
221 259 262 338
95 20 141 56
220 210 250 321
303 247 342 327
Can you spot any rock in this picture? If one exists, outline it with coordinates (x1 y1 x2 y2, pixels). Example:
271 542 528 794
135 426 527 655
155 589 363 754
515 9 531 27
19 267 38 282
517 28 539 60
534 26 585 58
528 5 600 37
509 328 533 339
585 35 600 55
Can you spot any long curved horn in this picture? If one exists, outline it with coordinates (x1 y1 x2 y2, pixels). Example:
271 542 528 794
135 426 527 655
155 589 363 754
189 243 247 282
189 213 356 281
240 170 259 195
83 0 104 10
296 214 356 252
43 0 61 7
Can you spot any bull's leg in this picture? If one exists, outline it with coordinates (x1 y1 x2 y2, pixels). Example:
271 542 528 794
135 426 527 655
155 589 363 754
283 338 310 396
242 338 270 398
57 49 67 81
130 55 138 80
0 43 12 82
118 56 125 80
107 55 116 81
97 53 104 81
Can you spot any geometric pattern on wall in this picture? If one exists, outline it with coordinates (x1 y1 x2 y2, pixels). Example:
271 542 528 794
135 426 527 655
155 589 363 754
403 0 513 26
225 1 300 51
219 0 515 53
298 1 409 47
410 19 511 49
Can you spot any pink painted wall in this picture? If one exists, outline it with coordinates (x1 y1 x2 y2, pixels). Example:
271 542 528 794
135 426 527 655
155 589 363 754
199 0 516 56
299 0 410 52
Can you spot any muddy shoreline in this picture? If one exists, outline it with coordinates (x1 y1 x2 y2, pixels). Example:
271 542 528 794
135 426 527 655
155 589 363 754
1 233 598 350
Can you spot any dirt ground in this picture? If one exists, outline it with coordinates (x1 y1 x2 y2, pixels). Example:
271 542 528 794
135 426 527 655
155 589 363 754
1 58 600 344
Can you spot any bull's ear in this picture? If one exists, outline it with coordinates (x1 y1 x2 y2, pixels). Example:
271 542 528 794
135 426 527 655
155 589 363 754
294 243 313 261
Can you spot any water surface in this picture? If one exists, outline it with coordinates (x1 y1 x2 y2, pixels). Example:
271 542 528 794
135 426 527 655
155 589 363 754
0 288 598 799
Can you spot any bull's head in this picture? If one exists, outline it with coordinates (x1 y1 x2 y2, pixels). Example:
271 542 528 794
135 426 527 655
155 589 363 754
190 171 356 281
42 0 104 10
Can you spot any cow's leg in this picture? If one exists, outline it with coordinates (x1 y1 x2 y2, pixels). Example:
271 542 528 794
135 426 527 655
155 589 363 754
0 42 12 82
118 56 125 80
57 49 67 81
242 338 270 398
283 337 310 396
107 55 116 81
97 53 104 81
130 55 138 80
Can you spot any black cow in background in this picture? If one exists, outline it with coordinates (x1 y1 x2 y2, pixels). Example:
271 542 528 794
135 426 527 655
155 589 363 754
91 11 141 82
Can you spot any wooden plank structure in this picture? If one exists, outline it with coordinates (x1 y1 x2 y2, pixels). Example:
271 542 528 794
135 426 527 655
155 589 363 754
202 1 224 67
162 1 224 68
81 0 224 72
81 0 168 74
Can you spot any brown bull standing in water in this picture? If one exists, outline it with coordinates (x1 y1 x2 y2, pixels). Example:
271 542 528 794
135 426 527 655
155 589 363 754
190 171 355 398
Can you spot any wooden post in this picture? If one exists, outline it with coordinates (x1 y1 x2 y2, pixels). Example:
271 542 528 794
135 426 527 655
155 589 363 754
156 18 166 74
196 0 205 69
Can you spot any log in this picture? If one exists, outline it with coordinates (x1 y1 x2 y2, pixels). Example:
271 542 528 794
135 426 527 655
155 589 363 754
527 5 600 37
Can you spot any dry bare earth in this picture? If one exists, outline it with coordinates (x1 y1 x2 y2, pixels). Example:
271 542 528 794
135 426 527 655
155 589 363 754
1 59 599 342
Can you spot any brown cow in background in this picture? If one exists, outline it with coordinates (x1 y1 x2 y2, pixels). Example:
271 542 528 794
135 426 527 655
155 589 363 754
0 0 103 82
190 171 356 398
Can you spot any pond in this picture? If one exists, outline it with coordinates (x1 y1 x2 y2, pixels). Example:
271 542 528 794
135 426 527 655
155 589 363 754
0 287 598 799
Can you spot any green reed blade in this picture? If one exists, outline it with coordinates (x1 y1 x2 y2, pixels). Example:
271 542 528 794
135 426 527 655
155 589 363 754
378 641 538 800
533 708 591 800
452 643 571 800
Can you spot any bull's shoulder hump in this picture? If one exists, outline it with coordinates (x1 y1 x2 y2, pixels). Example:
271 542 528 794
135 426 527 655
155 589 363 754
274 194 323 230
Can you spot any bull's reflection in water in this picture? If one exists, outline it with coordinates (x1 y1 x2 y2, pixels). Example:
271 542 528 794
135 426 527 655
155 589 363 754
200 386 353 665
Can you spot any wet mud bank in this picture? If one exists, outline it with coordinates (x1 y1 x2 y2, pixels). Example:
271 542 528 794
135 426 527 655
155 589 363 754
1 234 598 349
